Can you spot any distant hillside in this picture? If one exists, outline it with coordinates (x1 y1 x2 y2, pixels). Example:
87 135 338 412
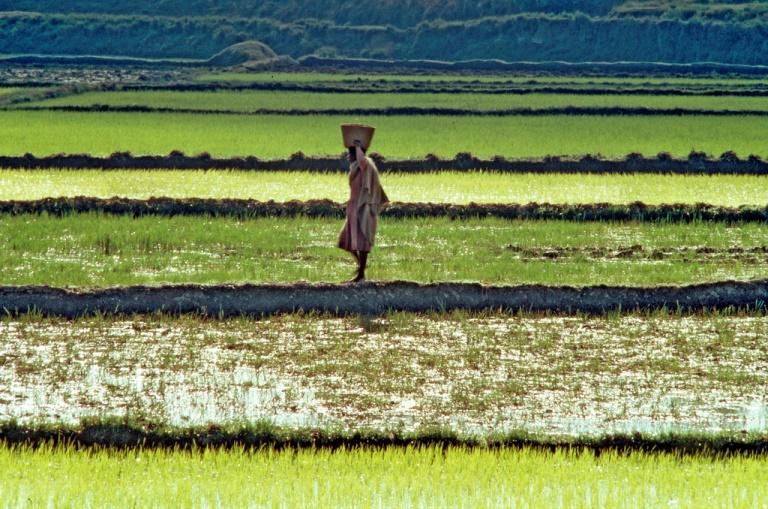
1 2 768 65
0 1 621 27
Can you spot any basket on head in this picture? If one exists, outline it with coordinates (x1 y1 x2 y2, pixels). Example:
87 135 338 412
341 124 375 150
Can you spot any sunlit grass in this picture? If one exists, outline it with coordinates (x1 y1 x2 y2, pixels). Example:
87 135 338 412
29 89 768 111
1 170 767 205
0 214 766 287
0 444 765 509
1 111 766 158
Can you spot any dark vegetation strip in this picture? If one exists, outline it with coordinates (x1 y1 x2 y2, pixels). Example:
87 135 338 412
118 82 768 96
0 54 207 67
3 197 768 222
20 104 768 117
1 419 767 456
298 57 768 77
3 152 768 174
2 279 767 318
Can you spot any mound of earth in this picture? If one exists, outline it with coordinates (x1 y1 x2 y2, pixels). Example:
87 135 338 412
207 40 297 69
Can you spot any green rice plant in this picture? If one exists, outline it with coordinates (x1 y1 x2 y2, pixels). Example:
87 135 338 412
0 444 765 508
0 214 766 287
193 71 768 86
1 170 767 205
1 111 766 158
28 89 768 112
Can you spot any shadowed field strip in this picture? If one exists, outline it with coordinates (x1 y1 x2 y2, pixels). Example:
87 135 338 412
1 280 768 317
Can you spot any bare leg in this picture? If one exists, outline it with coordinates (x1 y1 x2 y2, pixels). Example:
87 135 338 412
344 251 360 283
353 251 368 282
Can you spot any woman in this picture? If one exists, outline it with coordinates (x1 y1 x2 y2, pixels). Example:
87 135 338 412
337 124 389 283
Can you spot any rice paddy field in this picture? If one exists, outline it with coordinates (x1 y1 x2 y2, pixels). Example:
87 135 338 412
3 67 768 506
3 311 766 432
28 89 768 112
1 170 768 205
1 110 767 158
3 444 767 509
194 70 768 86
3 215 768 286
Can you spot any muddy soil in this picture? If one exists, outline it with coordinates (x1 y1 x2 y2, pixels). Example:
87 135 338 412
24 104 768 117
1 280 767 317
1 153 768 174
2 197 768 222
506 244 768 263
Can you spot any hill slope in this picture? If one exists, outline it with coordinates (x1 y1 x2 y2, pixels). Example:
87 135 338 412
0 1 621 26
1 2 768 64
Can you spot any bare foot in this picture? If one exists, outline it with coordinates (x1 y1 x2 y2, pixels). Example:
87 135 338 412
344 274 365 284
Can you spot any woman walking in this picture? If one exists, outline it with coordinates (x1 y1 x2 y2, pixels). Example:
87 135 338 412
338 124 389 283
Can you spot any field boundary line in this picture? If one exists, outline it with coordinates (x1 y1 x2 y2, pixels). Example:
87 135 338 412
1 279 766 317
1 153 768 173
1 197 767 222
1 419 767 455
112 82 768 96
16 104 768 117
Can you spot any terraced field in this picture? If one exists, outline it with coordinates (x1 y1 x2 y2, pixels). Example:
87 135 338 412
1 170 767 204
3 312 766 433
28 89 768 112
2 215 767 286
1 111 766 158
2 67 768 506
5 444 766 508
195 71 768 87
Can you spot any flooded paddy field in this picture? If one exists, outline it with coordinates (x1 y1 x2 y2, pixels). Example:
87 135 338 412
1 312 766 436
1 215 768 287
2 444 767 509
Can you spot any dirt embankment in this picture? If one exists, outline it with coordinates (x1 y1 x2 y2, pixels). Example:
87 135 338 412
2 420 767 455
3 152 768 173
119 81 768 96
2 197 767 222
1 280 766 318
22 104 768 117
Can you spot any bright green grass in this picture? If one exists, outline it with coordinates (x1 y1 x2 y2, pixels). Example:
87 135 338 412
2 111 767 158
2 170 768 206
1 444 765 509
30 89 768 112
194 71 768 86
0 87 22 96
1 215 766 287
